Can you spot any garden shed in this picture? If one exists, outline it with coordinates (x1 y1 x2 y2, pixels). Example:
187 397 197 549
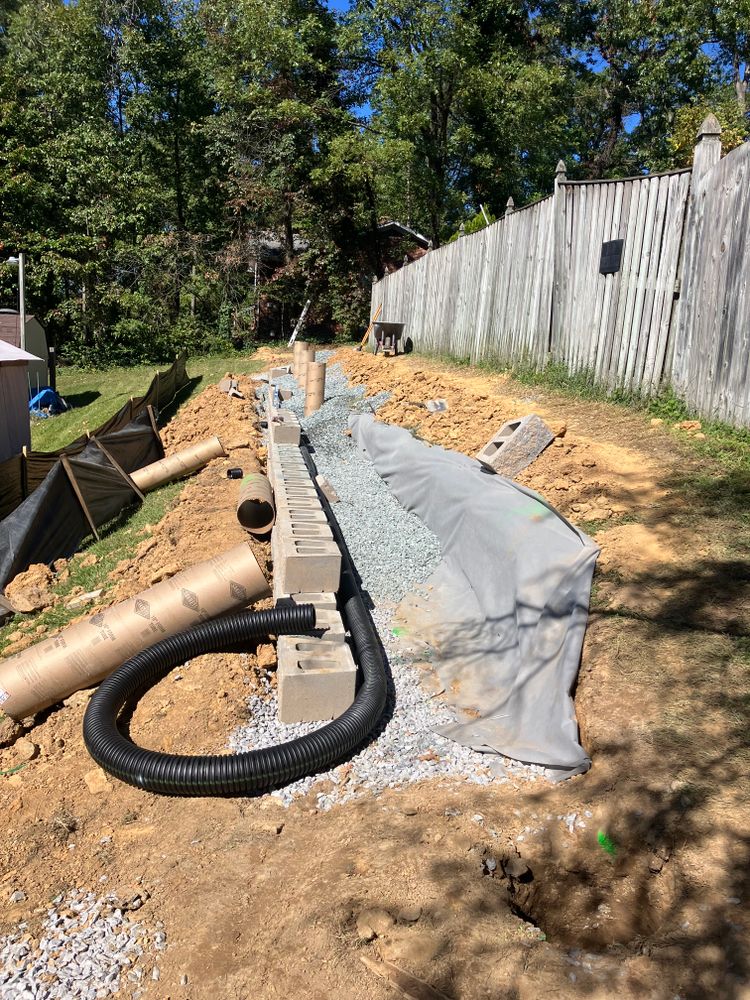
0 340 42 463
0 309 49 389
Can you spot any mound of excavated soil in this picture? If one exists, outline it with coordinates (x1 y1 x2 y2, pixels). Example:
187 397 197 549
0 353 745 999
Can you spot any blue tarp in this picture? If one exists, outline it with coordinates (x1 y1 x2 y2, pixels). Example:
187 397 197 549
29 388 67 417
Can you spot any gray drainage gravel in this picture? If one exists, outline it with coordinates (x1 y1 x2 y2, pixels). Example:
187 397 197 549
0 889 162 999
231 356 546 807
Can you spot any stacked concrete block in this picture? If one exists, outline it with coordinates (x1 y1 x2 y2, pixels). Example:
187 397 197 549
276 592 345 640
276 594 354 726
272 535 341 595
268 408 301 446
267 443 354 722
475 413 554 478
268 443 342 606
277 637 357 723
267 444 309 490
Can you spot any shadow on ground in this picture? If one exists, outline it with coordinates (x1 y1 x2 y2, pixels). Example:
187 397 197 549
62 390 101 409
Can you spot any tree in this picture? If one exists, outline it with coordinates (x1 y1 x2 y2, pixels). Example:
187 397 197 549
343 0 580 245
666 90 747 167
710 0 750 112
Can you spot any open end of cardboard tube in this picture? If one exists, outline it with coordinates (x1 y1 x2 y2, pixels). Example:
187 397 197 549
237 473 275 536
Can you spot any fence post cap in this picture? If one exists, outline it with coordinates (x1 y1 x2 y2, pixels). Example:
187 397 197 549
505 196 515 214
555 159 567 176
697 113 722 139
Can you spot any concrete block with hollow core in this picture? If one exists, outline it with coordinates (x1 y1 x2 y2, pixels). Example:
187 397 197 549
475 413 554 478
273 535 342 595
273 506 328 524
271 584 338 609
268 407 301 446
289 592 337 609
271 525 335 572
274 501 325 521
278 521 334 542
275 489 320 511
271 464 316 486
277 637 357 722
272 592 346 640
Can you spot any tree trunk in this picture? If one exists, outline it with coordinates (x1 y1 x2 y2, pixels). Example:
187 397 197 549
284 194 295 263
365 177 384 279
586 101 624 177
172 85 185 322
734 56 747 111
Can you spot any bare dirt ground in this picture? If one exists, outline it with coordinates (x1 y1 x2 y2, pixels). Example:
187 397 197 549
0 350 748 999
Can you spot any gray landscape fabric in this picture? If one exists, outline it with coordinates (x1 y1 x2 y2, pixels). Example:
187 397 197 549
349 414 600 779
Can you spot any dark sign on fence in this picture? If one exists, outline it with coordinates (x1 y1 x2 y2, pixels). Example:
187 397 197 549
599 239 624 275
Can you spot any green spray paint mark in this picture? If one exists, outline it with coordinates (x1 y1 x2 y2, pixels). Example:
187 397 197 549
0 763 27 778
392 627 406 638
597 830 617 857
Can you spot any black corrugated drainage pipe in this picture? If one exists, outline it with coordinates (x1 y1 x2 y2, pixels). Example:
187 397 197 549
83 450 388 796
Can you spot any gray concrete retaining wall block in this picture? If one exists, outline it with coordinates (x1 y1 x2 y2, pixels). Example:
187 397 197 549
475 413 554 478
274 536 342 594
270 418 301 446
274 507 328 523
277 637 356 723
289 592 337 609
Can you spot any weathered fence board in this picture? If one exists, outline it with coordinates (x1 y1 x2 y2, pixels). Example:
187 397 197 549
673 141 750 426
374 196 554 366
370 124 750 427
550 170 691 391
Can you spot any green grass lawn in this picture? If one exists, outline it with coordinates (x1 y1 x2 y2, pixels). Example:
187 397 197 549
32 351 263 452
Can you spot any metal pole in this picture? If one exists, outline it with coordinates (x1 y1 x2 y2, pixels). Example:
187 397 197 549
18 251 26 353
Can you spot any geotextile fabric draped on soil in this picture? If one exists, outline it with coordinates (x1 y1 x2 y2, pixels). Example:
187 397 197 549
0 411 163 591
349 414 600 778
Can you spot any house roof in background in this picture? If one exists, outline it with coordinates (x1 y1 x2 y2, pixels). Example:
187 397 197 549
377 221 431 248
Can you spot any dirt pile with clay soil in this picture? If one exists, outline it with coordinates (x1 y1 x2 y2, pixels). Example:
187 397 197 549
0 352 746 999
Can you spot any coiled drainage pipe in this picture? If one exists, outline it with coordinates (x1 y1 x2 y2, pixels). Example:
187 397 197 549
83 470 389 795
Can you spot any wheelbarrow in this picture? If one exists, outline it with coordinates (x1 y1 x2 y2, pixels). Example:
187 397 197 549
372 321 405 357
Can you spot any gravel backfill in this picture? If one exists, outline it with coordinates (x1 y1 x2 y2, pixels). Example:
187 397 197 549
231 355 550 807
0 889 162 1000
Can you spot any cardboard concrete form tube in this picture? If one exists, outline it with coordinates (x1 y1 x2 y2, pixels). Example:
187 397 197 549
304 361 326 416
130 436 225 492
292 340 310 377
296 345 317 386
237 473 275 536
0 543 270 720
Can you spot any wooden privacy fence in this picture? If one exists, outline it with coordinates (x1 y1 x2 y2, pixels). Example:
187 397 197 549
672 130 750 426
371 116 750 427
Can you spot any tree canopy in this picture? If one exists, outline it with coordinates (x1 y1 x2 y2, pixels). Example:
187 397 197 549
0 0 746 363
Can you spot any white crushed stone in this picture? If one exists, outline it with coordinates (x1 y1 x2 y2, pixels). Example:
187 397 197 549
0 889 162 1000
